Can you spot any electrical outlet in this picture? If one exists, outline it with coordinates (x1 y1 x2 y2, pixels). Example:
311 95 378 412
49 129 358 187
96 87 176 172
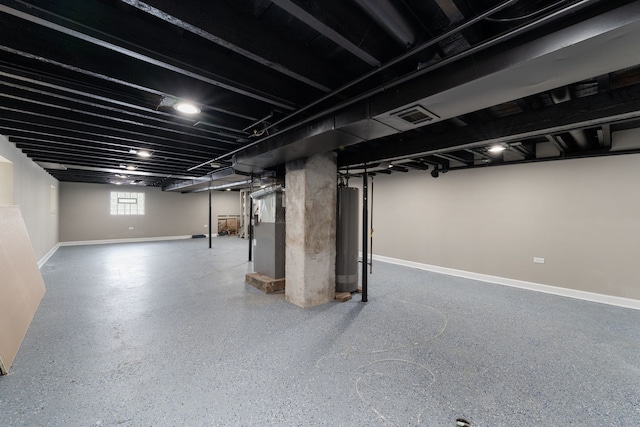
533 257 545 264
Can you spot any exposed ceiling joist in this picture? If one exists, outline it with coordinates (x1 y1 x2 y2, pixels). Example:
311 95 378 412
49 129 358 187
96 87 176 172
1 0 639 186
270 0 380 66
119 0 335 92
0 2 297 111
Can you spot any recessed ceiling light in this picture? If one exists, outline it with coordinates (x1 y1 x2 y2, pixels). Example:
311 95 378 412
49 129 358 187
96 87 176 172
488 145 506 153
174 101 201 114
137 150 152 158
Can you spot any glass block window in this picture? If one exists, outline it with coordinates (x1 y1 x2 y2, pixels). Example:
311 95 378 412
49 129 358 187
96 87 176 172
110 191 145 215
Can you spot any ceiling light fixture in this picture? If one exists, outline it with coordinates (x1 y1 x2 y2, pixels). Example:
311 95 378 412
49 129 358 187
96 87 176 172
128 148 152 158
120 163 138 171
174 101 201 115
488 145 506 153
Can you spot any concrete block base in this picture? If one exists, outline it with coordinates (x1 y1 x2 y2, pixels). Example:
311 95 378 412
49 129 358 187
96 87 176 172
245 273 285 293
335 292 352 302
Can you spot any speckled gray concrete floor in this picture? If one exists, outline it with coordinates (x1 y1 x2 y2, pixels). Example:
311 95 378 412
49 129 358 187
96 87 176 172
1 237 639 426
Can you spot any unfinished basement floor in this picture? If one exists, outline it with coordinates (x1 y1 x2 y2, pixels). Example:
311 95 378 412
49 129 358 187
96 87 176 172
1 237 639 426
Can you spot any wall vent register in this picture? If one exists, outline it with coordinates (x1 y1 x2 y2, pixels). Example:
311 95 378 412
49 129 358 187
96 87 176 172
393 105 438 125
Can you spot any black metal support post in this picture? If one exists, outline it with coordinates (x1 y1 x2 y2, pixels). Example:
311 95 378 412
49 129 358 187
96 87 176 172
248 197 254 263
208 187 212 249
362 166 368 303
247 174 254 262
369 175 374 274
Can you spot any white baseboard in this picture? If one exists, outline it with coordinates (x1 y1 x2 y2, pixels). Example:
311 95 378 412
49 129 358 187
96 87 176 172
368 254 640 311
38 243 61 269
59 235 194 247
39 235 220 268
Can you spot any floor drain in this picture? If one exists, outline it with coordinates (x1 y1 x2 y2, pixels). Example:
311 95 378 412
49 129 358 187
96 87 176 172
456 418 472 427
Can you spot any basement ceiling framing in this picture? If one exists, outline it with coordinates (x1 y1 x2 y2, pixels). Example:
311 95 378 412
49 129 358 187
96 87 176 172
0 0 638 189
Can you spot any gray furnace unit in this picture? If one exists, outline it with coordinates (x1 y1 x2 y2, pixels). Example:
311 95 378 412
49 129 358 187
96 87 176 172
251 186 285 279
336 186 359 292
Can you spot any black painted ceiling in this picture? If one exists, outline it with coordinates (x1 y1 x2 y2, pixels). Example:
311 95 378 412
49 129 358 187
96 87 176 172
1 0 639 190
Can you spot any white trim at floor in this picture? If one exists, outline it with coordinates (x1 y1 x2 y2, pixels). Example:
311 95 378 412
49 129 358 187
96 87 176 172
59 235 195 247
39 235 217 268
370 254 640 311
38 243 61 269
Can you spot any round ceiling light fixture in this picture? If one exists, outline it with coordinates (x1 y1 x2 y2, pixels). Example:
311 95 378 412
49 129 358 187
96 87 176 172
174 101 201 115
129 148 152 158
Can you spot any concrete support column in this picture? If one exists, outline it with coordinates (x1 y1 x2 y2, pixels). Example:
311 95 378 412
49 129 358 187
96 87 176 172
285 152 337 308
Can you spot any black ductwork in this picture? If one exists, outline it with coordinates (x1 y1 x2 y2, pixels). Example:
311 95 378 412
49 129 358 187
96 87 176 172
232 2 640 173
550 87 593 150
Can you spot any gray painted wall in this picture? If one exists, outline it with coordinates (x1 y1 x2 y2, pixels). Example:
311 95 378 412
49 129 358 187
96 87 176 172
364 143 640 300
0 135 59 261
59 182 240 242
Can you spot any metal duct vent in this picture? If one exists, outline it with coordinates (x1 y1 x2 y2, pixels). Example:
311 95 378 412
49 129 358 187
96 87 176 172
374 104 441 131
393 105 438 125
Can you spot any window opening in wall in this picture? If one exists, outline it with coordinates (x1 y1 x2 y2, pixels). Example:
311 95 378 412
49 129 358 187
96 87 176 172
110 191 145 215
